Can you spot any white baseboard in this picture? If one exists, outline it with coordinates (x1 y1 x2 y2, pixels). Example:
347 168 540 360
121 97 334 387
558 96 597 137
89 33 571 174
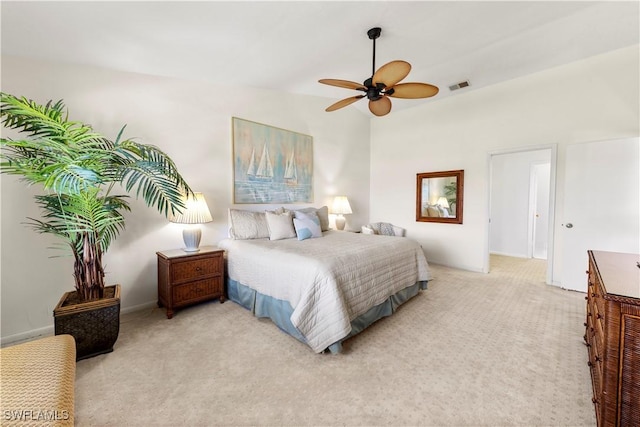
427 260 485 273
1 300 158 347
489 251 529 258
1 325 54 347
121 300 157 314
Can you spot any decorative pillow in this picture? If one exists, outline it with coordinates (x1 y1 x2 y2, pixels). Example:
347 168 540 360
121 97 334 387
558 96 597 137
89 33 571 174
361 225 377 235
267 207 286 215
378 222 396 236
294 206 330 231
229 209 269 240
315 206 330 232
265 211 296 240
293 211 323 240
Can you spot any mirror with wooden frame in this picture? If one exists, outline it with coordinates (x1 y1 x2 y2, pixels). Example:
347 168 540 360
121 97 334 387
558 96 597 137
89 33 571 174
416 170 464 224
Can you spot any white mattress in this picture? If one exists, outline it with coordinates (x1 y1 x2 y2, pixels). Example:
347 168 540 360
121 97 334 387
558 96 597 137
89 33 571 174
219 231 432 352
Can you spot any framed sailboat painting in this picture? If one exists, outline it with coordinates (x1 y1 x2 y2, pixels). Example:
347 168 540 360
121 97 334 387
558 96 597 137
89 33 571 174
232 117 313 204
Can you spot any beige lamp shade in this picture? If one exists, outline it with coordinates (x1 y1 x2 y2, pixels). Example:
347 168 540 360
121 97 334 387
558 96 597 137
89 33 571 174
331 196 353 215
331 196 352 230
169 192 212 252
436 196 450 209
169 192 213 224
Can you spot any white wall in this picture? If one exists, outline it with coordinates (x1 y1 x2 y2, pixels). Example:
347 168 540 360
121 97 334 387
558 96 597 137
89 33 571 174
490 149 551 258
0 56 371 342
370 45 639 279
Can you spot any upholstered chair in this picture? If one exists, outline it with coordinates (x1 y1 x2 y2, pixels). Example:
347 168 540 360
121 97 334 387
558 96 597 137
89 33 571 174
361 222 406 237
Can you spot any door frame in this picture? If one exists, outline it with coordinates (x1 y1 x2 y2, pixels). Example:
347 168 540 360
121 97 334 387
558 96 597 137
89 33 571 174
484 144 558 285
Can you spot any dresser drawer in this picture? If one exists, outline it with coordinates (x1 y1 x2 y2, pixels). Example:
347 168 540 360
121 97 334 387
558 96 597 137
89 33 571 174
172 277 222 305
591 300 605 350
170 255 221 283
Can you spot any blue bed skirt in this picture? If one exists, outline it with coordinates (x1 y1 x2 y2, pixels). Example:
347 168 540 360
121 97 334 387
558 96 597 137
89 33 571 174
227 278 428 353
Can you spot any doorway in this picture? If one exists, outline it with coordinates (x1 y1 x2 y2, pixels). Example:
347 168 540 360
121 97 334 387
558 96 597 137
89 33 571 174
529 161 551 259
486 145 557 284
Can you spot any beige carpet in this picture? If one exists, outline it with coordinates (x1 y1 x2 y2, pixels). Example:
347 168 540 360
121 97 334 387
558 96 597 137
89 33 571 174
74 255 596 426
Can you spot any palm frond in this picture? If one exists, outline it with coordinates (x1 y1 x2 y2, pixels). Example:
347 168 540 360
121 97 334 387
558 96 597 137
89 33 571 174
111 139 191 216
2 92 193 300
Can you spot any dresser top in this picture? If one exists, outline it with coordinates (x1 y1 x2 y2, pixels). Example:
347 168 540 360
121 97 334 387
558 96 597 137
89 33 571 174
157 246 223 259
591 250 640 299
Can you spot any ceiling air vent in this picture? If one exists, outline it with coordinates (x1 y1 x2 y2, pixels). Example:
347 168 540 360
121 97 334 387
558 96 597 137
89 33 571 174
448 80 470 91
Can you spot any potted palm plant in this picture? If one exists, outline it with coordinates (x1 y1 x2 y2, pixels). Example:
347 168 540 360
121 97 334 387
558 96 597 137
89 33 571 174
0 93 192 360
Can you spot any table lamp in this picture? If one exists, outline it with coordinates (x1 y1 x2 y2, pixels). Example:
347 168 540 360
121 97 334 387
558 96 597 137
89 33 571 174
169 192 213 252
436 196 450 209
331 196 352 231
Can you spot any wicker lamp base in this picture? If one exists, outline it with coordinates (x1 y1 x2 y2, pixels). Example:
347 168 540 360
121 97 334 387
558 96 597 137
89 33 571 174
54 284 121 361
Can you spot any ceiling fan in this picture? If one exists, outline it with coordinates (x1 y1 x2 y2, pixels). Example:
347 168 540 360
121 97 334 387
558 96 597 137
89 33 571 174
319 27 439 117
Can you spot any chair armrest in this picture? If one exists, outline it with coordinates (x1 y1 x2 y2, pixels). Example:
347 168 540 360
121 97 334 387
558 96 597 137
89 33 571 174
392 226 406 237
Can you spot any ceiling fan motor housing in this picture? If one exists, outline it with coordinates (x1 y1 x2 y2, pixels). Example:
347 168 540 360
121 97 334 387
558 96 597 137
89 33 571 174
363 78 391 100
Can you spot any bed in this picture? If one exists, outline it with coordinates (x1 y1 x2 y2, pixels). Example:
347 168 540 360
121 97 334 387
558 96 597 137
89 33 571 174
218 208 431 353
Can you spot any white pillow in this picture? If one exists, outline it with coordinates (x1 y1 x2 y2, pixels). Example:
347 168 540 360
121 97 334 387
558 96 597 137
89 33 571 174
265 211 296 240
229 209 269 240
293 211 323 240
361 225 376 235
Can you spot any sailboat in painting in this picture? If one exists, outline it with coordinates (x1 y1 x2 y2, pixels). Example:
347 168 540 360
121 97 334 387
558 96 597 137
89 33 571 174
246 148 257 177
247 143 274 182
284 150 297 185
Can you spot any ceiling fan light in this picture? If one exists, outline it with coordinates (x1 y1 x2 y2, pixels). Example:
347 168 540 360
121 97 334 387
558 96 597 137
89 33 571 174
369 97 392 116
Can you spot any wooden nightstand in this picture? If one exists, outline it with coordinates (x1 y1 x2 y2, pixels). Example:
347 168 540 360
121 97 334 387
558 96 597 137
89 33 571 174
156 246 225 319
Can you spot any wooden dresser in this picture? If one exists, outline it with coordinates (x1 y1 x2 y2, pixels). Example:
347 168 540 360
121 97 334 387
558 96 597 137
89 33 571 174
157 246 225 319
584 250 640 427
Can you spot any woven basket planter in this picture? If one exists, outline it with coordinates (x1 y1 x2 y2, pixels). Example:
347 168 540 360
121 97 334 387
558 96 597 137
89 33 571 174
54 284 121 361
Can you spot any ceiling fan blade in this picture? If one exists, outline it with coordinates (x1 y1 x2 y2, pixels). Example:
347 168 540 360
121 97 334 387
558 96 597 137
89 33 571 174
372 60 411 88
319 79 367 91
389 82 439 99
326 95 365 112
368 96 392 117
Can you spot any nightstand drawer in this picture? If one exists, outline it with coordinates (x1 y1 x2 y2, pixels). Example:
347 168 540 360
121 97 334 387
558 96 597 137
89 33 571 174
170 256 221 283
172 277 222 305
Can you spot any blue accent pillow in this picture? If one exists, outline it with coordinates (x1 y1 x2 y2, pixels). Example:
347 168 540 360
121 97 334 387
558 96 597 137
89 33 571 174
293 211 322 240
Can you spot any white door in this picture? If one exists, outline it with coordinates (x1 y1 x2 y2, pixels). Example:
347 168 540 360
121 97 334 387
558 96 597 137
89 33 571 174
562 137 640 292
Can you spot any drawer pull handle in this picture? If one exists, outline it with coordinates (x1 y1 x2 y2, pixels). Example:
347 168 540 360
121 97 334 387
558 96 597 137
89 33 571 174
591 292 599 298
595 355 601 362
584 322 588 327
584 296 588 301
195 267 202 272
585 270 589 275
592 397 598 404
587 361 593 367
596 313 603 319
